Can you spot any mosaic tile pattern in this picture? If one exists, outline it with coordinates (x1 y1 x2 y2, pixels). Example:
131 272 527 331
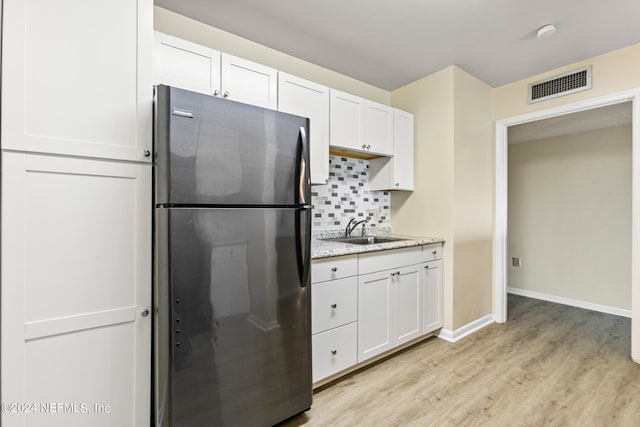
311 155 391 231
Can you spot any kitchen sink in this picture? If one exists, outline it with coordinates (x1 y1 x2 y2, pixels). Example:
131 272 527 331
323 236 408 245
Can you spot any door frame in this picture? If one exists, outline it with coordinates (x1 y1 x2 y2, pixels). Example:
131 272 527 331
493 89 640 363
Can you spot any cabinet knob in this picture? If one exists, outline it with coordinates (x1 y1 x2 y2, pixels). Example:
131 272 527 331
213 89 220 96
325 178 330 183
141 309 150 317
331 267 338 272
223 91 230 98
424 265 429 270
432 250 437 255
331 350 337 355
395 182 399 187
367 144 371 149
331 303 337 309
143 150 151 157
361 144 366 149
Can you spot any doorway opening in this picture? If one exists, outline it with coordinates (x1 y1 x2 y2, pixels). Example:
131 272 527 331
494 90 640 363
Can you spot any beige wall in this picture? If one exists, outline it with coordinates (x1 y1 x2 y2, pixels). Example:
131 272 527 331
391 66 494 330
451 68 494 328
495 43 640 119
154 7 390 104
508 124 632 309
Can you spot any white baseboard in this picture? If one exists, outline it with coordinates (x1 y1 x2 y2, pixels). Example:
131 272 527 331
507 287 632 318
436 314 494 343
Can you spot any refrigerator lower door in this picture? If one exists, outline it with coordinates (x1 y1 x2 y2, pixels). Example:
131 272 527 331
155 207 312 426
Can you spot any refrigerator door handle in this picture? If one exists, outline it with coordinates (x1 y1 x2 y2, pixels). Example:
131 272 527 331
295 207 311 288
297 126 310 205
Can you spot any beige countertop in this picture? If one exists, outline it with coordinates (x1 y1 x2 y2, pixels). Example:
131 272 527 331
311 232 445 260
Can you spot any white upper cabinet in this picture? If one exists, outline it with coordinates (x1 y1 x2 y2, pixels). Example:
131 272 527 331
154 32 277 109
2 0 153 162
154 32 220 96
369 109 415 191
222 54 278 109
330 90 394 157
278 72 330 185
363 100 394 156
393 109 415 190
330 89 366 152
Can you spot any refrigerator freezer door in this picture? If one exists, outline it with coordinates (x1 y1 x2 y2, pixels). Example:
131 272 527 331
155 85 310 207
155 207 312 426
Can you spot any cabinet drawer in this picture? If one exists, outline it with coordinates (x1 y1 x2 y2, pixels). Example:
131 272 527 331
312 322 357 383
358 246 422 275
312 276 357 334
311 255 357 283
421 243 443 262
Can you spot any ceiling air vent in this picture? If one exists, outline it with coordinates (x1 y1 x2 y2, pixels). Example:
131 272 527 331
527 66 592 104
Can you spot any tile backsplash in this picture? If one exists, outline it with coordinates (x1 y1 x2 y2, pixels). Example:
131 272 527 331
311 155 391 231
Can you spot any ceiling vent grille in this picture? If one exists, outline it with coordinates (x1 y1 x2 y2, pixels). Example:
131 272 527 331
528 66 592 104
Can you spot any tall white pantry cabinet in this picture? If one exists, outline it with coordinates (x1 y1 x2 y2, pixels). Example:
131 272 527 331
1 1 153 426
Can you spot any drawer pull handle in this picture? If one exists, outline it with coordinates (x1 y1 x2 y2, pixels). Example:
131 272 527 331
331 267 338 272
331 350 337 355
391 271 400 277
331 304 337 309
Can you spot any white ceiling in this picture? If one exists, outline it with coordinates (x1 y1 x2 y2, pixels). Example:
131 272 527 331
508 102 632 144
154 0 640 90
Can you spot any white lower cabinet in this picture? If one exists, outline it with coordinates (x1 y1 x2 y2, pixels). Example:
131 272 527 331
311 255 358 383
357 270 394 361
1 153 151 427
422 259 443 334
312 323 358 383
394 264 422 345
311 244 442 384
357 262 422 363
312 276 358 335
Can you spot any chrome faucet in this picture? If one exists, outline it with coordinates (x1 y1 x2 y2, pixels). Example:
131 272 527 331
345 218 368 237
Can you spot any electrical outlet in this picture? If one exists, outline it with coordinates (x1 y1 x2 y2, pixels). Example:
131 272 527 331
512 257 521 267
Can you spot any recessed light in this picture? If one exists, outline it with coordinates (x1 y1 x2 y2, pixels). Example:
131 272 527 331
537 24 557 40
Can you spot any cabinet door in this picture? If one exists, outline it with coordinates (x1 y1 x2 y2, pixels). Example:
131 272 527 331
330 89 365 151
422 260 443 335
154 31 221 96
278 72 330 184
364 100 394 156
2 0 152 162
368 109 414 191
221 54 278 109
358 270 394 362
1 153 151 427
394 265 422 345
393 109 415 190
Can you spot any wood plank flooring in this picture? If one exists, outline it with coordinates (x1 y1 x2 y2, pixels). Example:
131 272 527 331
282 295 640 426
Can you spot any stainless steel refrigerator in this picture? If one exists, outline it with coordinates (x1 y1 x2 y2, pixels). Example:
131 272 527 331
153 85 312 426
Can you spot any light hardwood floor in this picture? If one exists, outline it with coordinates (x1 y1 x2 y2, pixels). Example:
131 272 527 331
282 295 640 426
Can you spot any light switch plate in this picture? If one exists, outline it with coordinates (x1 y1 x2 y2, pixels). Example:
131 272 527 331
512 257 521 267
